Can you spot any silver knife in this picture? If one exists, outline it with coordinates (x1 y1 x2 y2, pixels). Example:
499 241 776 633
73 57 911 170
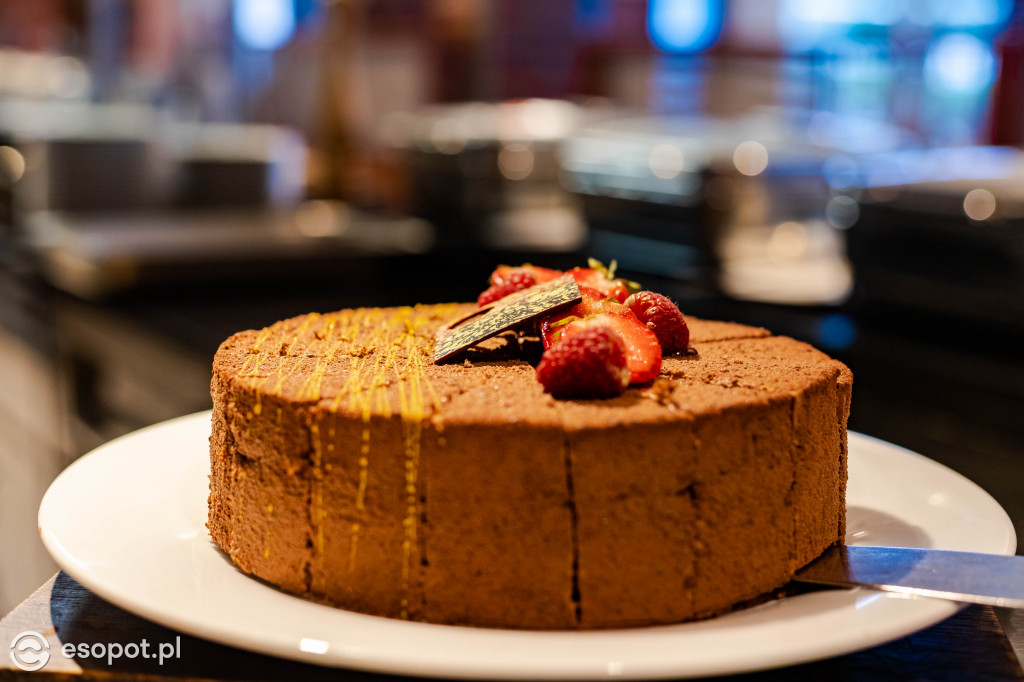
794 545 1024 608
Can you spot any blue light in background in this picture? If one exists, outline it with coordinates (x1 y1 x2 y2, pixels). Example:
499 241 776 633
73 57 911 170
781 0 902 27
927 0 1013 30
924 32 997 95
818 314 858 350
779 0 1013 53
647 0 724 54
778 0 900 52
234 0 296 51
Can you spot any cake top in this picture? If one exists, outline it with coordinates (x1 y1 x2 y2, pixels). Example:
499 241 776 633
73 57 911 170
214 304 849 429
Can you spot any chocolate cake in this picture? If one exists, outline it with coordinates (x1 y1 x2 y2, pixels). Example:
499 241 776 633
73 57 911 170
208 304 852 629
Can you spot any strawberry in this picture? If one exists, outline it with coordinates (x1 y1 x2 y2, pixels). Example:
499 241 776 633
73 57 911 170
567 259 640 304
477 271 537 306
625 291 690 353
558 313 662 384
540 288 662 384
539 286 614 347
490 264 562 287
536 325 630 399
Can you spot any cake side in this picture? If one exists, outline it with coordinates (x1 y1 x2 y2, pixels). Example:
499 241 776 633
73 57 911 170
559 336 850 627
208 305 850 629
209 361 314 597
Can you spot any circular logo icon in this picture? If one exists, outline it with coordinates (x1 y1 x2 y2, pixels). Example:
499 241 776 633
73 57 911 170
10 631 50 672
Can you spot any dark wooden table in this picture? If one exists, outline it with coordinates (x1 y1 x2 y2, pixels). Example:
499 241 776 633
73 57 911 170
1 572 1022 681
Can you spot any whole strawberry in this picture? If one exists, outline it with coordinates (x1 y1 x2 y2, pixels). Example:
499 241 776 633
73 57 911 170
625 291 689 353
536 325 630 399
477 271 537 306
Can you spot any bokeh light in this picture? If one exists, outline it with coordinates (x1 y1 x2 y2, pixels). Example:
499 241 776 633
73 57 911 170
924 33 997 95
649 144 685 179
234 0 296 51
647 0 724 53
963 188 996 221
733 141 769 176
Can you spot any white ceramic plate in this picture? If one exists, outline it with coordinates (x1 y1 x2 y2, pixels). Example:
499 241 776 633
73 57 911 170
39 412 1016 680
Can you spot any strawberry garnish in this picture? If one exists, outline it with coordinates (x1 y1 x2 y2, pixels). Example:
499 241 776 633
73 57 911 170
625 291 690 353
558 314 662 384
536 325 630 399
477 271 537 306
540 287 662 384
538 285 614 347
567 259 640 304
490 264 562 287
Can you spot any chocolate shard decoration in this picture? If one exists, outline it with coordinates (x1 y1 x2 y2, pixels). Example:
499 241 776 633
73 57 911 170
434 274 581 363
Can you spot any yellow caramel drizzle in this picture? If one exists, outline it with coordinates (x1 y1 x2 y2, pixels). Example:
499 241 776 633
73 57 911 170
348 522 360 574
236 326 275 420
234 311 330 590
237 326 274 377
340 308 409 591
234 304 457 617
396 333 425 619
236 313 322 419
296 311 359 403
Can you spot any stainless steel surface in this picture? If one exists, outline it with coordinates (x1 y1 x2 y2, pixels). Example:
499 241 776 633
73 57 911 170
558 109 911 304
22 203 436 299
996 607 1024 669
796 545 1024 609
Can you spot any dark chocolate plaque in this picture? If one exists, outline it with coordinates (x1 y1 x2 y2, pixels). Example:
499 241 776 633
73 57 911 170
434 274 581 363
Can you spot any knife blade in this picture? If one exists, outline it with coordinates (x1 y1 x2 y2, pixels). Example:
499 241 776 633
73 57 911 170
794 545 1024 608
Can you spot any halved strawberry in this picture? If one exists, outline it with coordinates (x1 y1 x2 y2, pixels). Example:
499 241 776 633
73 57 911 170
540 288 662 384
539 286 613 346
566 259 640 304
490 264 562 287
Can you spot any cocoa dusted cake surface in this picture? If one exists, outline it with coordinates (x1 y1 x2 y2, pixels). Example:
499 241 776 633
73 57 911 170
208 303 852 629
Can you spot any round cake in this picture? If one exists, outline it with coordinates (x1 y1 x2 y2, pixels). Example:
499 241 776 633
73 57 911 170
208 303 852 629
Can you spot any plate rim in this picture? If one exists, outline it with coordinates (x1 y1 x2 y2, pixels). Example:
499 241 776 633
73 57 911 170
38 411 1018 680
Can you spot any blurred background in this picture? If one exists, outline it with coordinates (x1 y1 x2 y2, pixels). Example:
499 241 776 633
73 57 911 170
1 0 1023 614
